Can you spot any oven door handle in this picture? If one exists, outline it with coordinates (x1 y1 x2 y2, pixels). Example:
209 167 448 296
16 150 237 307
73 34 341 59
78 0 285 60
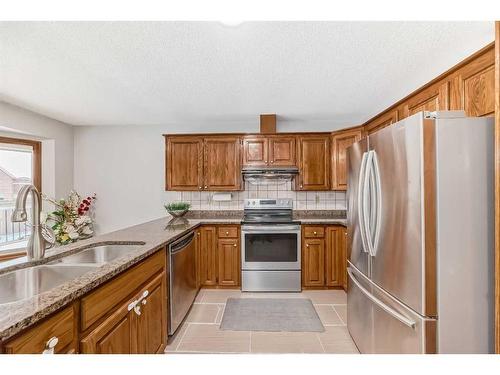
241 225 301 232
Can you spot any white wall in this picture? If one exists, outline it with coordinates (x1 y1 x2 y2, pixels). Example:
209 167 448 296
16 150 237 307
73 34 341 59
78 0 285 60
73 122 348 234
0 101 74 200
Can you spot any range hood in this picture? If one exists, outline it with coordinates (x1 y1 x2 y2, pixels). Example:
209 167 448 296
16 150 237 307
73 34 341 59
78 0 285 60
242 166 299 185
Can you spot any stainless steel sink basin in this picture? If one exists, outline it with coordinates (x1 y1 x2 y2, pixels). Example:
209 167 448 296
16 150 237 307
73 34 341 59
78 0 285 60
48 244 142 265
0 265 97 304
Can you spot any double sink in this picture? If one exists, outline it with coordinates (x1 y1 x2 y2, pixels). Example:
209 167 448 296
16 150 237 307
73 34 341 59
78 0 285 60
0 243 145 305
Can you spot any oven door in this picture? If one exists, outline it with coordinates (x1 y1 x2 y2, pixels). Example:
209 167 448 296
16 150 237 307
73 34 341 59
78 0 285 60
241 225 301 271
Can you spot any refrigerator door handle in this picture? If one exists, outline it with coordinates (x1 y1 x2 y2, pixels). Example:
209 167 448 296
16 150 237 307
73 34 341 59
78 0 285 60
362 151 375 256
371 151 382 257
347 267 416 329
358 152 369 253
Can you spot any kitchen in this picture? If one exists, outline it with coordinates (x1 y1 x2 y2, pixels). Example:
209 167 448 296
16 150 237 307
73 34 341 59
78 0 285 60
0 9 500 371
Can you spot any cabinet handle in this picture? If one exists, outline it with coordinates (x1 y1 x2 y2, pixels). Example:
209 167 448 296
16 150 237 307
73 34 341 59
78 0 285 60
42 336 59 354
128 290 149 316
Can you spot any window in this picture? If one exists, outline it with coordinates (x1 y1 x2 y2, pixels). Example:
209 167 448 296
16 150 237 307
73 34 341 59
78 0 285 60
0 136 41 254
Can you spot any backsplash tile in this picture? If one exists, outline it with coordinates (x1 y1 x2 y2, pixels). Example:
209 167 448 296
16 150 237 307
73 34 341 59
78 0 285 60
166 181 347 211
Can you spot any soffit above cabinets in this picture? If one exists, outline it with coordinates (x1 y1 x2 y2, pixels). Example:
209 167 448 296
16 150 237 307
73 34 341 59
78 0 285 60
0 22 494 129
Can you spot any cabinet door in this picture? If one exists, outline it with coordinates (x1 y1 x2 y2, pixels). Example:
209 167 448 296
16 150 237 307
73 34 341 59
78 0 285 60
296 136 330 190
302 238 325 287
204 137 242 190
341 227 348 290
243 136 268 166
165 136 203 191
269 136 296 166
331 128 363 190
199 226 218 286
403 82 449 118
80 299 135 354
136 273 167 354
326 226 342 287
365 110 399 135
217 238 240 287
3 304 78 354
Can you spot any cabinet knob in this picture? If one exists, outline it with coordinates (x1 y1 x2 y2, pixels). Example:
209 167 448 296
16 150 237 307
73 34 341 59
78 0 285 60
197 232 200 236
300 185 303 189
306 244 309 248
226 231 229 235
204 185 208 189
270 160 274 164
233 244 237 247
313 231 317 235
42 336 59 354
199 186 202 189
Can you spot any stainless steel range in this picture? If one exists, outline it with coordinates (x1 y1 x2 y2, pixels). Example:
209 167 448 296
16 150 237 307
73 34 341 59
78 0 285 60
241 198 301 292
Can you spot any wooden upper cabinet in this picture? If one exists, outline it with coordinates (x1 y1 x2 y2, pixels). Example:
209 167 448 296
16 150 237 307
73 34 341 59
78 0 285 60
242 135 296 167
243 136 268 166
365 110 399 135
296 135 330 191
331 128 363 191
269 136 296 166
403 82 449 118
449 48 495 117
204 137 242 191
166 136 203 191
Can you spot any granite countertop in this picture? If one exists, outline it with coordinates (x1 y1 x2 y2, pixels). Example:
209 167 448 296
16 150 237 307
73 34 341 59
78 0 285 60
0 210 345 341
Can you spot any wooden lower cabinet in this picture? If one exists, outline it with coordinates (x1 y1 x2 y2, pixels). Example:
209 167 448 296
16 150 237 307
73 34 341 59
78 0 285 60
303 238 325 286
198 224 240 288
2 303 78 354
2 249 167 355
302 225 346 290
218 238 240 287
198 226 218 286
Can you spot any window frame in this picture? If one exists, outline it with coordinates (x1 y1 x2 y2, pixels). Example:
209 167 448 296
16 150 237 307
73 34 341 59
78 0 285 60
0 135 42 261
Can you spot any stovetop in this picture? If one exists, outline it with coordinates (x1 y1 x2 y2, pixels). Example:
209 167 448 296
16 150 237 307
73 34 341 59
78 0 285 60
242 198 295 225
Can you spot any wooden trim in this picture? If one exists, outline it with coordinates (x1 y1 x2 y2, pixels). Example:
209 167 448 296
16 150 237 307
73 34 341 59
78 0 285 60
494 20 500 354
0 251 26 262
0 136 41 192
423 119 437 318
362 42 494 127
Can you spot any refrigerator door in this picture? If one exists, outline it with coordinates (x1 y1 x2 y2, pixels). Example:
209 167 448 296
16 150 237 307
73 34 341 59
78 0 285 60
367 113 427 315
348 264 436 354
347 137 370 277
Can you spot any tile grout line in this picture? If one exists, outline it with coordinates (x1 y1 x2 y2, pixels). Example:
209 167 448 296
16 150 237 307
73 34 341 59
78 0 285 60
331 305 346 326
316 332 326 354
172 322 192 352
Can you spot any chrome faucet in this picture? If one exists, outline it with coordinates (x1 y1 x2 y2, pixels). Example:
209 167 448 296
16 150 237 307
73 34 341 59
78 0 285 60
11 184 53 260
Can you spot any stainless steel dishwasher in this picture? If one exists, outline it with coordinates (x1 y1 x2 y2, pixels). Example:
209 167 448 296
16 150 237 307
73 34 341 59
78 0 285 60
168 230 198 335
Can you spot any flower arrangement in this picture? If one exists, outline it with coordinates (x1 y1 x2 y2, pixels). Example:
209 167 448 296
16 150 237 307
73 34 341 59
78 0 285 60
43 191 96 245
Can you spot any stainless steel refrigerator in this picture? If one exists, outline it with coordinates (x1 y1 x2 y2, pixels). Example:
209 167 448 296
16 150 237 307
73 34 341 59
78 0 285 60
346 111 494 354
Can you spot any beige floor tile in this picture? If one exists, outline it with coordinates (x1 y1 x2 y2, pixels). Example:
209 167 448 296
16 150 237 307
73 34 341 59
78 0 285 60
194 290 205 303
314 305 343 325
165 323 189 352
317 326 358 353
322 339 359 354
303 290 347 304
201 289 242 303
177 324 251 353
240 292 305 299
251 331 324 353
215 304 225 324
186 304 220 323
334 305 347 325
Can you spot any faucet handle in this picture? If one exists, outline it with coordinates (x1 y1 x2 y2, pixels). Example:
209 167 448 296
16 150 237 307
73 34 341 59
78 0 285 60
41 225 56 249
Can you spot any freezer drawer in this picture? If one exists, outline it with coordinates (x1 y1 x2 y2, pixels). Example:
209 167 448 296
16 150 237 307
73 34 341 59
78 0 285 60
347 264 436 354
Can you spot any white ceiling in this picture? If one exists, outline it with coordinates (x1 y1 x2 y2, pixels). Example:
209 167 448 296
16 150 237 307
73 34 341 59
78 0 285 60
0 21 495 129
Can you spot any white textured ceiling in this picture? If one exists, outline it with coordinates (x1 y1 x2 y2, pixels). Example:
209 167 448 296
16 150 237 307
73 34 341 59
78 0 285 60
0 21 495 129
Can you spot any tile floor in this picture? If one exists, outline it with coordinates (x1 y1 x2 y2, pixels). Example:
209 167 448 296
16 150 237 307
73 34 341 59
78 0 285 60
165 288 359 354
